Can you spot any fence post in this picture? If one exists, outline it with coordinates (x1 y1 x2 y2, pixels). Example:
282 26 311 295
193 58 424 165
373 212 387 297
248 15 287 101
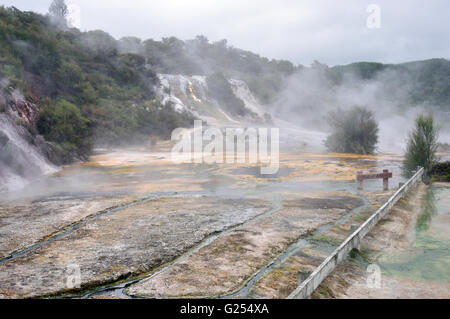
298 270 312 287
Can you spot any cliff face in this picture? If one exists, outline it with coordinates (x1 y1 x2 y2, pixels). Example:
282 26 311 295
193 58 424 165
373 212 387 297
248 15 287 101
154 73 328 152
0 84 57 193
156 74 271 126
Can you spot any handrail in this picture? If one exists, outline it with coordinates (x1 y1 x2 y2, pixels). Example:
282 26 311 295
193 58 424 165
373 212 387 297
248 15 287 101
287 167 424 299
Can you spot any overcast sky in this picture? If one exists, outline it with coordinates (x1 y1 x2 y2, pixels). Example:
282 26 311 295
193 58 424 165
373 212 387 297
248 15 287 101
1 0 449 66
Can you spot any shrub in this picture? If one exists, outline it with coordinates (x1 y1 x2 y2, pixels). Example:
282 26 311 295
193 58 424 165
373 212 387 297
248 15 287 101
402 114 439 177
429 162 450 182
325 106 379 154
36 99 91 160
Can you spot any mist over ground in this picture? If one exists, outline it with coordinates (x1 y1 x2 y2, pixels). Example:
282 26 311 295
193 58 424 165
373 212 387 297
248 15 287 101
270 60 450 152
0 3 449 193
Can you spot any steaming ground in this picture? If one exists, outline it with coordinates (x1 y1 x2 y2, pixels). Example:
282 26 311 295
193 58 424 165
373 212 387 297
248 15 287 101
2 70 449 197
3 139 448 299
271 64 450 154
0 72 449 298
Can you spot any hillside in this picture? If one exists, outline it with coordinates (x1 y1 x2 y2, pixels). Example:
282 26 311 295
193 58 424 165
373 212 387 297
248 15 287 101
0 6 297 161
1 6 449 167
0 6 195 162
330 59 450 108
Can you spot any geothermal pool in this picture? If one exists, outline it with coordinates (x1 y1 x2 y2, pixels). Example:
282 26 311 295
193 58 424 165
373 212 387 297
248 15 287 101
0 146 447 299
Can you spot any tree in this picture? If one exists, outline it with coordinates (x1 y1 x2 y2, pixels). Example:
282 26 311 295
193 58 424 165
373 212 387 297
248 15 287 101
402 114 439 177
325 106 379 154
37 100 91 160
49 0 68 18
49 0 68 28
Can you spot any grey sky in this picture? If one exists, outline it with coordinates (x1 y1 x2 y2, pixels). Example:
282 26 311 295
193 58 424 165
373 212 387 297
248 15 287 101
1 0 449 66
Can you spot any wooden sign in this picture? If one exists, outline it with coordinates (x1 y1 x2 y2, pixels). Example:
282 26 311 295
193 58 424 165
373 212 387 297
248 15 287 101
357 169 393 190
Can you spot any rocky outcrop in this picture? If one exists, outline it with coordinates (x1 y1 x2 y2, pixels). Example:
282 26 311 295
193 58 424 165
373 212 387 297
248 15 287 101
12 99 40 126
0 82 57 193
155 74 272 126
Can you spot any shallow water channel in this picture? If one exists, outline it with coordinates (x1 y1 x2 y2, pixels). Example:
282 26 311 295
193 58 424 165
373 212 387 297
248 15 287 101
378 184 450 282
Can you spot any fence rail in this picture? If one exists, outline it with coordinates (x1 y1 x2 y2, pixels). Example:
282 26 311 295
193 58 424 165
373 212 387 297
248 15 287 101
287 167 424 299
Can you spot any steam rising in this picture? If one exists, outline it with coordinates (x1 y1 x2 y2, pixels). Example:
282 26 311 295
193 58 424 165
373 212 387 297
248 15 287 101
0 81 57 194
270 63 450 152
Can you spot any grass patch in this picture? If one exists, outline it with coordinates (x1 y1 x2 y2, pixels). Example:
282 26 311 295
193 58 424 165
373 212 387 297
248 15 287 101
352 210 373 223
311 283 336 299
311 235 341 247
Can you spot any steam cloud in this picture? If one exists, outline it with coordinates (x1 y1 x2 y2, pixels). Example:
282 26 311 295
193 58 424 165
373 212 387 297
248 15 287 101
270 64 450 152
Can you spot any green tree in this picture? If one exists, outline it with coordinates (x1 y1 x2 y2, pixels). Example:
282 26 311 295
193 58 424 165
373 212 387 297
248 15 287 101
325 106 379 154
37 100 91 160
49 0 68 18
49 0 68 27
403 114 439 177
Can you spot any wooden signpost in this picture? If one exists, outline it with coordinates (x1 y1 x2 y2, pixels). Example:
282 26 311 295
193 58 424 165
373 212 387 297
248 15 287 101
357 169 393 190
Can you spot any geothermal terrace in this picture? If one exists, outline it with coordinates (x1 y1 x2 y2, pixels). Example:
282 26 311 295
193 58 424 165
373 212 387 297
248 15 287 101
0 143 449 299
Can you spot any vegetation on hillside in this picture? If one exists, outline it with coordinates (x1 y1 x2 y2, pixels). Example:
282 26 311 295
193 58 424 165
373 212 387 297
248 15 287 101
403 114 439 177
0 5 194 162
330 60 450 109
273 59 450 133
139 36 298 105
0 4 449 164
36 99 91 161
325 106 379 154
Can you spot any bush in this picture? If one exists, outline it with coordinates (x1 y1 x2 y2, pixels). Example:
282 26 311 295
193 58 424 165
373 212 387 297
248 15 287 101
55 61 83 90
403 114 439 177
36 99 91 161
325 106 379 154
429 162 450 182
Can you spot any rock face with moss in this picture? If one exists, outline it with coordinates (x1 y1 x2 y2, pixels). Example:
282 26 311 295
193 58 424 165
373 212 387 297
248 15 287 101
0 86 58 192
